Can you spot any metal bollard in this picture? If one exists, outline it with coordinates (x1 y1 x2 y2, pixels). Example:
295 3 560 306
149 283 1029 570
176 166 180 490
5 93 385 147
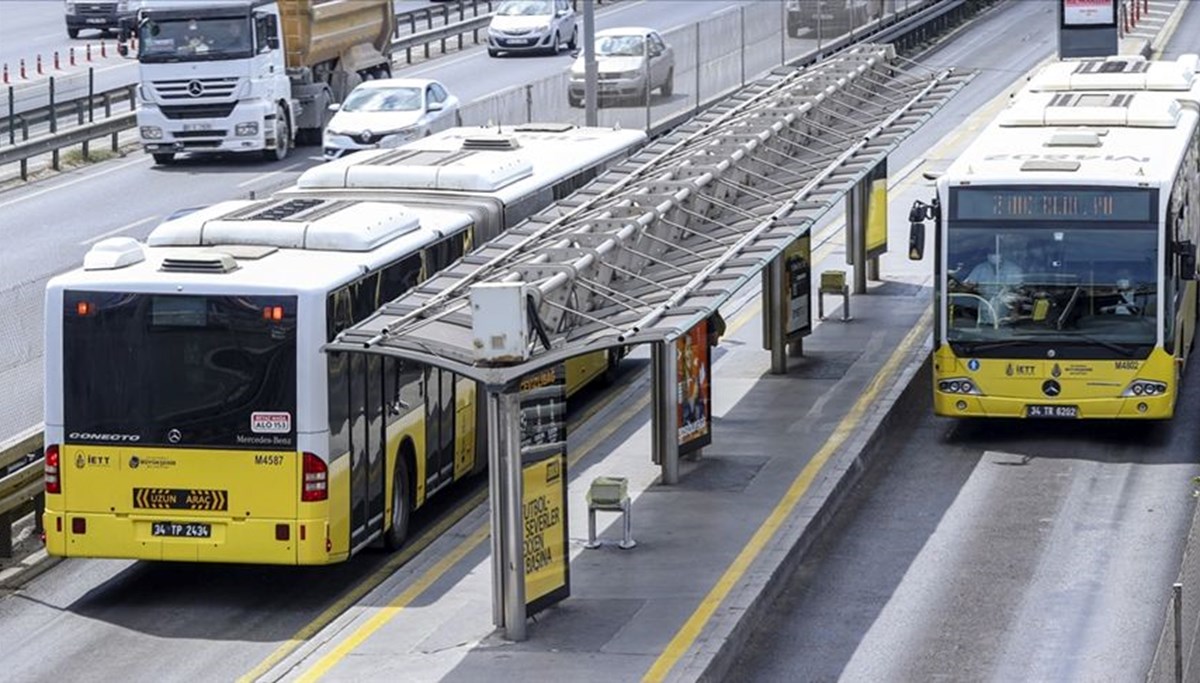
54 51 61 70
36 54 43 75
101 40 107 58
70 47 76 66
86 44 92 61
19 58 26 79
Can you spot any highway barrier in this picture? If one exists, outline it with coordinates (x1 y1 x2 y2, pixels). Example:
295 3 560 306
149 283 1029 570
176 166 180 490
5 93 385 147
0 427 43 559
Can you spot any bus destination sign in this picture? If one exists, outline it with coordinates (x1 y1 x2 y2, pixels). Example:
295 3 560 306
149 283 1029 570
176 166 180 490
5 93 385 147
953 187 1153 222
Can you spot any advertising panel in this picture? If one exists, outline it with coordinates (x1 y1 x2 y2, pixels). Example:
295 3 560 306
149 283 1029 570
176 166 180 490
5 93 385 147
676 321 713 455
783 234 812 339
518 365 569 614
1062 0 1116 26
866 159 889 257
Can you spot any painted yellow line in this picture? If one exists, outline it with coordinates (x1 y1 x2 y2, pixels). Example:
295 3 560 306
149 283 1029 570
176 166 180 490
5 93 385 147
641 306 933 683
297 524 492 683
285 380 657 681
237 486 489 683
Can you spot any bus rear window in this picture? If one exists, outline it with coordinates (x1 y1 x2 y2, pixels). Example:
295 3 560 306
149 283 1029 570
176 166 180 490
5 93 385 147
62 292 297 449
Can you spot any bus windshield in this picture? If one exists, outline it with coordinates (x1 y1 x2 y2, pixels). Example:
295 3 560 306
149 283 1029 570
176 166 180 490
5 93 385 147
139 15 253 62
945 187 1158 354
62 292 297 448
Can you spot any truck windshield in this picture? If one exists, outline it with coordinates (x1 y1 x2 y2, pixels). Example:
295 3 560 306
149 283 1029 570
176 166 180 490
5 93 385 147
139 15 253 62
62 292 297 448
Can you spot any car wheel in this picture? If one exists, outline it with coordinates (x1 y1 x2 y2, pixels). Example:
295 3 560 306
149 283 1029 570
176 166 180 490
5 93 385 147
567 27 578 51
67 28 80 39
151 152 174 165
568 94 582 108
383 452 412 550
660 68 674 96
263 105 290 162
550 31 561 55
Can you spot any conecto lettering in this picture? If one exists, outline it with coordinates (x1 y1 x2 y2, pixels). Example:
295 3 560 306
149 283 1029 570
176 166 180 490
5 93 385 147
68 432 141 442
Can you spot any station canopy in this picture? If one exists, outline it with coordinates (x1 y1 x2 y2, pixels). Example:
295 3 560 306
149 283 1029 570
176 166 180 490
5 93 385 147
326 44 973 388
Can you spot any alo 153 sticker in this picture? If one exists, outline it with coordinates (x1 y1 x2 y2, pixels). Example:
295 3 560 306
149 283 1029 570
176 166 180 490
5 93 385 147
251 411 292 434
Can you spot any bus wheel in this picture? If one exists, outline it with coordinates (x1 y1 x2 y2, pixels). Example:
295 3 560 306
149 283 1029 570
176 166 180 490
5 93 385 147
384 454 411 550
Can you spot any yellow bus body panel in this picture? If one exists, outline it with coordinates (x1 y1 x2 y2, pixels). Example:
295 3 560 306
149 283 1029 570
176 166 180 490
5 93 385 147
43 445 336 564
565 351 608 397
932 344 1178 419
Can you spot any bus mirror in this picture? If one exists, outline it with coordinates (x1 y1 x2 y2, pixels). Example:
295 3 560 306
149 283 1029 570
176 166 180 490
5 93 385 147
908 221 925 261
1178 241 1196 280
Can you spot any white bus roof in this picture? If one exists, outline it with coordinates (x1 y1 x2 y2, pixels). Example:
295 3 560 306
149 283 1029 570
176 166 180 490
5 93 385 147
943 59 1200 189
1027 54 1199 92
294 123 646 199
55 201 473 295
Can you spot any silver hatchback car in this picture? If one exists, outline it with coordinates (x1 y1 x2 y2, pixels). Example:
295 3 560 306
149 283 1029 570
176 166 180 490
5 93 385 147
488 0 577 56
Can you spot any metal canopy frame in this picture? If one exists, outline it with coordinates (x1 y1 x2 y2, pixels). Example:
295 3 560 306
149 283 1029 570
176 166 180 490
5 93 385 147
327 44 973 389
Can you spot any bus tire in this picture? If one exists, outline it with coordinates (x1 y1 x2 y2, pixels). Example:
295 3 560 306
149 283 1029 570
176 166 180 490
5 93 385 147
384 449 412 550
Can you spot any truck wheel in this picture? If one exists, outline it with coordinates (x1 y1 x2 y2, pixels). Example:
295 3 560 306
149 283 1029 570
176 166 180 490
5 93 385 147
67 28 80 39
568 27 578 51
568 93 582 108
151 152 174 165
660 69 674 96
263 106 290 162
383 452 412 550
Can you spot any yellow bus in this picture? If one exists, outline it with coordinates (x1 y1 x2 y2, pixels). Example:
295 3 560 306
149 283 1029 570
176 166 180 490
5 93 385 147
43 124 645 564
909 55 1200 419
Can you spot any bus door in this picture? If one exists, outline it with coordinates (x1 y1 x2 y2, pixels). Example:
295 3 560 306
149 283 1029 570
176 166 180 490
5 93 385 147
424 367 457 494
348 353 386 549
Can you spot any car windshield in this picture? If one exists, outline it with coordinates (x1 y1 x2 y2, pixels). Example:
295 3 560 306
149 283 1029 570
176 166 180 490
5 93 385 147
596 35 645 56
138 15 253 62
341 87 423 112
496 0 552 16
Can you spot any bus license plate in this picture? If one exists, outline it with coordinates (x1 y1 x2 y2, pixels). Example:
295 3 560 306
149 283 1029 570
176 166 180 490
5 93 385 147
151 522 211 538
1027 405 1078 419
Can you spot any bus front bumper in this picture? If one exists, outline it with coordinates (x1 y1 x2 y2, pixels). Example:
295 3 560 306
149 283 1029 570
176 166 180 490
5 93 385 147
933 391 1174 419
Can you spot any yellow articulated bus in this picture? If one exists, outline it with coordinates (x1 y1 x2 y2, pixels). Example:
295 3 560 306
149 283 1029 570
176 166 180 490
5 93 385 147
43 124 645 564
908 54 1200 419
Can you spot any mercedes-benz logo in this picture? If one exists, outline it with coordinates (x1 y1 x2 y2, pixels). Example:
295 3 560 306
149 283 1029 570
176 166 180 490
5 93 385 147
187 80 204 97
361 129 373 143
167 429 182 444
1042 379 1062 397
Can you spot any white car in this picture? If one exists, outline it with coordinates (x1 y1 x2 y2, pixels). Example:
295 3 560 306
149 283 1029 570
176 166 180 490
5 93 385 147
488 0 577 57
322 78 460 160
568 27 675 108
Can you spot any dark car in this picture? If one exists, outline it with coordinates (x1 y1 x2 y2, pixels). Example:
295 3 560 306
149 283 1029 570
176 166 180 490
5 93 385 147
785 0 882 39
65 0 140 39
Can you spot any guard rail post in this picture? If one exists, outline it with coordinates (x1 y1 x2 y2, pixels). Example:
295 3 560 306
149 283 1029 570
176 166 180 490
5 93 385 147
7 85 13 144
49 76 59 172
77 100 88 159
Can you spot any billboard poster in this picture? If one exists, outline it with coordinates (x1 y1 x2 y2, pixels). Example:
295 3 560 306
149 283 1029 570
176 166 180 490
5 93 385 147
1062 0 1115 26
676 321 712 455
518 365 569 614
866 159 889 257
783 234 812 338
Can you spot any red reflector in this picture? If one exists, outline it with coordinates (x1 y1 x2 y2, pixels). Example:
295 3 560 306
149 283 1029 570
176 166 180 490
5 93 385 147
301 452 328 502
71 517 86 534
76 301 92 316
326 537 332 552
56 517 62 533
300 525 306 541
275 524 290 541
45 444 61 495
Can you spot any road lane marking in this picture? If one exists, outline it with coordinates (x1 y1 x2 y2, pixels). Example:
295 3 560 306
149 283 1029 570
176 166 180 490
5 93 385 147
641 305 933 683
237 160 306 188
78 216 157 246
0 152 148 210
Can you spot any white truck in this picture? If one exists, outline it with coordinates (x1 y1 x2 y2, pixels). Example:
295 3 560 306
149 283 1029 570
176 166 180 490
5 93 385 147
129 0 395 164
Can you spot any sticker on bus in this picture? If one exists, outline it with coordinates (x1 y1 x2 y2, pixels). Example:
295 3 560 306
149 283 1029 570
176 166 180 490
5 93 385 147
251 411 292 434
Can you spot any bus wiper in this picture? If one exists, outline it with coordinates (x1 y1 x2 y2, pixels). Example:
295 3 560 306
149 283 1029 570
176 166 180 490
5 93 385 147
958 339 1034 352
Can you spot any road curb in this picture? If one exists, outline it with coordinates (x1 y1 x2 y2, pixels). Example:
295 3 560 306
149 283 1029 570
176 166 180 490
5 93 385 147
0 548 59 591
676 316 934 683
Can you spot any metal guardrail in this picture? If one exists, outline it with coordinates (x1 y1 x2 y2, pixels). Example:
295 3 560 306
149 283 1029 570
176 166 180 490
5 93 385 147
0 110 133 180
0 427 44 559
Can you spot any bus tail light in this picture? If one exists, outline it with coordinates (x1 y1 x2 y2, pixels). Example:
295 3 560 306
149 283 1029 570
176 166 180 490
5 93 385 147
301 452 328 502
45 444 61 494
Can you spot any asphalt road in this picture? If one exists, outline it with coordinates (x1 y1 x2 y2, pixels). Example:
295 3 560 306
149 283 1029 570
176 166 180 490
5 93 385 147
729 3 1200 681
0 0 763 439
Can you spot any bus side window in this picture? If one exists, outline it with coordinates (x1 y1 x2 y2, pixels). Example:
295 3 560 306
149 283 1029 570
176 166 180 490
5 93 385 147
327 287 353 341
350 272 381 323
380 254 422 302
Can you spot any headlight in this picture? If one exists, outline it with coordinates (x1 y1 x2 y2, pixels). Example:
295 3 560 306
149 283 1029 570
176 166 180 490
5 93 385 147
235 122 258 136
1122 380 1167 397
619 70 643 80
140 126 163 139
65 2 76 15
118 0 129 11
937 377 983 395
382 126 418 141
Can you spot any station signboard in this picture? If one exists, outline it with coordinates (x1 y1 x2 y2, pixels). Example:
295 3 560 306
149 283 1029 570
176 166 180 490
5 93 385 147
518 365 570 614
1058 0 1117 58
783 233 812 339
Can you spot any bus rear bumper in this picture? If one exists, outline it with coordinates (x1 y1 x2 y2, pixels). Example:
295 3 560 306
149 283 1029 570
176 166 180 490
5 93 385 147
933 392 1174 419
42 511 342 565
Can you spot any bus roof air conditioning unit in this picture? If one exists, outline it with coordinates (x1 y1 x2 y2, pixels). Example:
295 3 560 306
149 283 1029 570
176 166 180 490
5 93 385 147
160 251 239 274
83 237 146 271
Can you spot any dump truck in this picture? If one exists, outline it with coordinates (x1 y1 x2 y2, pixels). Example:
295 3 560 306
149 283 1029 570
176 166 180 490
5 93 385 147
128 0 395 164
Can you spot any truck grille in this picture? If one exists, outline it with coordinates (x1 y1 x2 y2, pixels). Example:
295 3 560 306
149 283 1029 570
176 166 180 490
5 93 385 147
172 130 228 138
151 78 239 100
77 3 119 17
158 103 238 120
